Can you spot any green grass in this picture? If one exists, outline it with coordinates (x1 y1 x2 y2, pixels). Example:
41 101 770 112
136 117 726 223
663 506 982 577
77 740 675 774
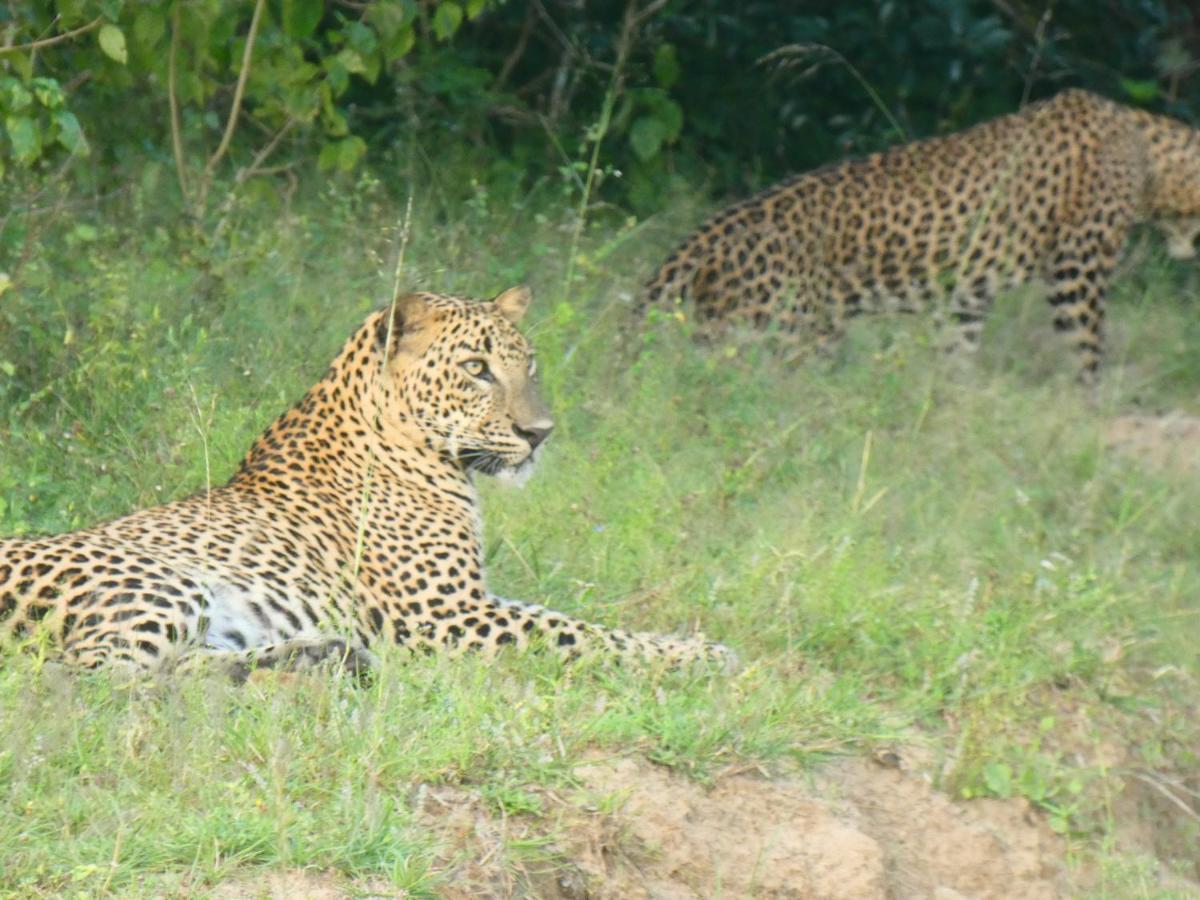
1 172 1198 896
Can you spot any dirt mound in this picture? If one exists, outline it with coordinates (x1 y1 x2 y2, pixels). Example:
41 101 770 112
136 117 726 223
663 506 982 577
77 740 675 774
210 745 1198 897
1105 412 1200 475
420 753 1068 899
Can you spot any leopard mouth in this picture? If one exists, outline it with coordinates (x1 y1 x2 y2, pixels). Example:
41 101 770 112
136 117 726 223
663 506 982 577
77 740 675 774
459 445 540 478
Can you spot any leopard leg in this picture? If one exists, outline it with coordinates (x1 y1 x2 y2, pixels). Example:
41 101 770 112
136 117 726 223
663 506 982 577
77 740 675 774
56 589 199 672
1045 227 1122 385
936 279 997 359
414 594 739 671
1043 142 1138 384
810 284 847 357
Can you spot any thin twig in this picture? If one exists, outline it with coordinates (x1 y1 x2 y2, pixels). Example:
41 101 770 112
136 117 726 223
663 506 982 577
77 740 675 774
349 194 415 597
210 118 299 242
234 118 298 185
531 0 581 62
493 5 536 90
1130 771 1200 823
0 16 101 55
206 0 266 175
563 0 659 295
63 68 92 93
185 381 215 527
629 0 669 28
1019 6 1054 108
240 163 295 178
759 44 909 144
195 0 267 217
384 193 417 370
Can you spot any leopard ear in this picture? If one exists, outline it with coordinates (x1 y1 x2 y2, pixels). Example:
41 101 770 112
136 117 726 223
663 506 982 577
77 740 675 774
493 285 532 324
377 293 436 352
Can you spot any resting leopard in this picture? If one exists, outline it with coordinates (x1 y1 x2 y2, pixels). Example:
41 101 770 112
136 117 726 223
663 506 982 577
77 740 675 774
643 89 1200 381
0 287 733 676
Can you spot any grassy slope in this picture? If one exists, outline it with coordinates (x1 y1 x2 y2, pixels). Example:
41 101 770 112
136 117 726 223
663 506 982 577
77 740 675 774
1 173 1198 896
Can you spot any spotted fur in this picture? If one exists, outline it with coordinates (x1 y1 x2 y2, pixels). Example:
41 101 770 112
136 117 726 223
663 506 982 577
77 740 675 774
0 287 734 675
643 89 1200 381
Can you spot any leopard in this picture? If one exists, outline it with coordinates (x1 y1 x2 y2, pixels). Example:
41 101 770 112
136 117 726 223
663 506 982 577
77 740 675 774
0 287 734 677
641 89 1200 381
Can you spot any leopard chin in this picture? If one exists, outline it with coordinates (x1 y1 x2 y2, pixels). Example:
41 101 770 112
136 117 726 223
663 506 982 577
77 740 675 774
494 451 540 488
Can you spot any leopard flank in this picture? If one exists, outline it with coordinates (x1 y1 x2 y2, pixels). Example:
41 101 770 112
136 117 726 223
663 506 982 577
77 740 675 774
643 89 1200 381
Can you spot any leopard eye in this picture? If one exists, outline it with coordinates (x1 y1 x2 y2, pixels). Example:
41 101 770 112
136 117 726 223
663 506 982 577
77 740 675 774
462 358 493 381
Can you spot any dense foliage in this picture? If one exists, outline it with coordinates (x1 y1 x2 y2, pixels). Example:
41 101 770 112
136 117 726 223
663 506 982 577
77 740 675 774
2 0 1199 215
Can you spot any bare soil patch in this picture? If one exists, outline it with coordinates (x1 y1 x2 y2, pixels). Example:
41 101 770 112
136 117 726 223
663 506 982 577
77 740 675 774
208 869 390 898
419 753 1069 899
1105 412 1200 475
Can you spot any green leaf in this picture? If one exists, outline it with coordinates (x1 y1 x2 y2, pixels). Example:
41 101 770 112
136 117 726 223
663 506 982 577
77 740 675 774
325 58 350 97
369 0 419 39
337 48 368 76
71 224 99 243
53 110 88 155
319 83 349 135
1119 78 1158 104
56 0 91 27
654 44 681 88
343 20 378 56
132 8 165 51
0 78 33 113
98 0 125 21
361 52 381 85
318 135 367 172
337 135 366 170
317 142 339 172
5 115 41 165
6 53 33 81
382 25 415 63
433 2 464 41
283 0 323 38
655 98 683 142
30 78 65 110
466 0 489 19
981 762 1013 798
98 24 128 65
629 116 666 161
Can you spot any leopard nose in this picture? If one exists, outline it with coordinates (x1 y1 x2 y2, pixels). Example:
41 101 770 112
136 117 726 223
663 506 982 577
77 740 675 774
513 421 553 450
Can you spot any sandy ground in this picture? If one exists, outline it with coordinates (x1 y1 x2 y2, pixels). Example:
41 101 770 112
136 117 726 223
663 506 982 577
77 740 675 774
415 751 1068 899
1105 412 1200 476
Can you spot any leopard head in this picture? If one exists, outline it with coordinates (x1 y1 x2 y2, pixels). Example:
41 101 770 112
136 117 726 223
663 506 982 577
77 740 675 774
372 286 553 478
1158 216 1200 260
1141 113 1200 260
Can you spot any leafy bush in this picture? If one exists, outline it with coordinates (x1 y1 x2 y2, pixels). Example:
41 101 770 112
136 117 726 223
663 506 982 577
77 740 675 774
3 1 1197 214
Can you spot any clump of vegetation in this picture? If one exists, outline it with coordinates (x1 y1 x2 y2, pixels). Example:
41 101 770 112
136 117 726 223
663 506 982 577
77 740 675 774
3 0 1198 214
